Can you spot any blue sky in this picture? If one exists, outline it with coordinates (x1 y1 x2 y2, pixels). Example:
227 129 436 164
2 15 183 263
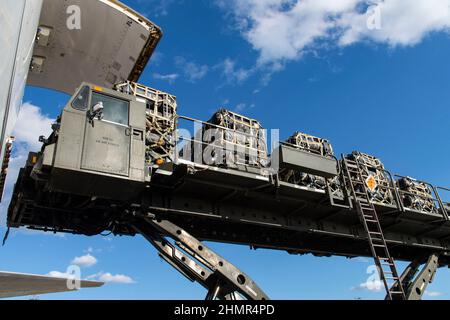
1 0 450 299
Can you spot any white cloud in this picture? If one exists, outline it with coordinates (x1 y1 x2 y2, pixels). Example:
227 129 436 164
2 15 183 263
153 73 179 84
174 57 209 82
87 272 135 284
341 0 450 46
13 102 54 150
149 51 164 67
235 103 247 112
71 253 98 267
216 58 255 84
84 246 102 254
218 0 450 65
136 0 177 17
48 270 134 284
98 273 135 284
234 102 256 112
0 103 54 227
425 290 445 297
351 280 385 292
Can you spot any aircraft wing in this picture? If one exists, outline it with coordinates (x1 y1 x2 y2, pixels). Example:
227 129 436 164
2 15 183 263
0 271 104 299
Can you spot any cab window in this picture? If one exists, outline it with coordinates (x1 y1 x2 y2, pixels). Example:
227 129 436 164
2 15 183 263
91 92 129 126
71 86 90 110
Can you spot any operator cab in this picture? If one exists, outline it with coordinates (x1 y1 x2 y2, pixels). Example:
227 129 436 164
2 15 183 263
35 83 147 201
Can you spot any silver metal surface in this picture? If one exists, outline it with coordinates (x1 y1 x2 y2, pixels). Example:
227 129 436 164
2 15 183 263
82 119 130 176
27 0 162 94
277 145 338 178
0 0 43 168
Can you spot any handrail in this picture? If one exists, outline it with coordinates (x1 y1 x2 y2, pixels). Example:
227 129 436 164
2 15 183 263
395 174 449 220
437 186 450 193
175 137 270 168
116 81 177 104
344 156 401 208
175 115 449 219
436 186 450 219
176 136 270 159
381 169 404 212
176 115 267 144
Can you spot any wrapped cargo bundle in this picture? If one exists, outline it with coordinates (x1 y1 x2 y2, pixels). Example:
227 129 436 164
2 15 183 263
397 177 438 214
286 132 334 157
281 170 328 189
115 81 177 164
347 151 395 206
279 132 342 194
203 109 268 168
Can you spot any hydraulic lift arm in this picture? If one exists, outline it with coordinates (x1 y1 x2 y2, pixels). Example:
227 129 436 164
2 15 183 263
133 215 441 301
132 217 269 300
386 253 440 300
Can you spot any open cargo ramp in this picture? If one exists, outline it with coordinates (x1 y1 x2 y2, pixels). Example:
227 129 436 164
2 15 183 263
27 0 162 94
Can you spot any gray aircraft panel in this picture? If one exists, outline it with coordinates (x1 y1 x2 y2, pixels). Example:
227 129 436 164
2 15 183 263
27 0 162 94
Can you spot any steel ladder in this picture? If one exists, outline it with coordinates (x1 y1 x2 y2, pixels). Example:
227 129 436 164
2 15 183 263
342 156 406 300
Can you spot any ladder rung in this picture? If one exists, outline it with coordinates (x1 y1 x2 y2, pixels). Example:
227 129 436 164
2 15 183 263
358 203 371 208
362 211 375 216
379 257 391 261
348 171 405 299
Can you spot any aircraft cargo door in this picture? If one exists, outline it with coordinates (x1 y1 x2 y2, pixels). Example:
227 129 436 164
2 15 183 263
81 91 130 177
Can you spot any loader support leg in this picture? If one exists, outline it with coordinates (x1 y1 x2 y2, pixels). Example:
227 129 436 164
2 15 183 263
133 217 269 300
405 254 439 300
386 254 439 300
